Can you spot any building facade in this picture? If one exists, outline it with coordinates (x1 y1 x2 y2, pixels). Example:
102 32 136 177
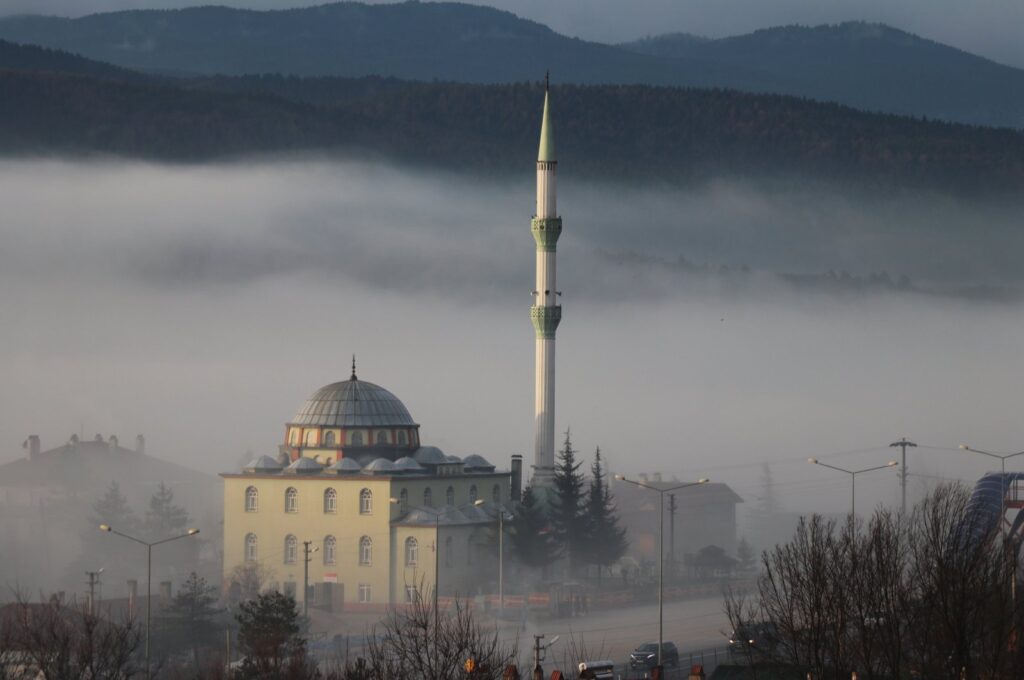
222 368 521 611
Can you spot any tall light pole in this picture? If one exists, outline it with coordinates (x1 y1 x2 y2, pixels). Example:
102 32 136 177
889 438 917 514
99 524 199 680
475 499 512 617
302 540 319 617
614 475 708 669
806 459 898 517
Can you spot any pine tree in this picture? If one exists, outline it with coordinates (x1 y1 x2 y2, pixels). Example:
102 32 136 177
551 429 587 570
236 591 313 679
158 571 223 671
92 481 138 532
736 537 755 571
582 447 628 583
144 482 189 538
508 486 560 570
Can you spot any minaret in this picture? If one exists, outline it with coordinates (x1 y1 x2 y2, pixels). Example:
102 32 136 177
530 76 561 487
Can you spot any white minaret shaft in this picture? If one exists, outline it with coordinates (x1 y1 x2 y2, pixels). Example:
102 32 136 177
530 82 561 487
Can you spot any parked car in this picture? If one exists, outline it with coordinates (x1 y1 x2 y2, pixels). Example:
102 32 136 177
628 641 679 671
728 622 780 662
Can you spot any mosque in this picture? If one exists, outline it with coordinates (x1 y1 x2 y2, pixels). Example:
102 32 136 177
221 83 559 610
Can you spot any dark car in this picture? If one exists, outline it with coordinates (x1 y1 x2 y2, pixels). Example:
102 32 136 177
728 622 779 662
628 641 679 671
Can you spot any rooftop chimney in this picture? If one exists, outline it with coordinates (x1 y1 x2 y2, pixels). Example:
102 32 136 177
135 434 145 455
24 435 40 461
108 435 118 454
510 455 523 502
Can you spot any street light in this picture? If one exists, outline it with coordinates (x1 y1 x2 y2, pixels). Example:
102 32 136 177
613 474 708 669
806 458 897 517
99 524 199 679
474 499 513 617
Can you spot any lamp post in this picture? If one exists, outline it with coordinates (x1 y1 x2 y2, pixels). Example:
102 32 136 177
474 499 512 617
806 459 898 517
98 524 199 680
613 475 708 669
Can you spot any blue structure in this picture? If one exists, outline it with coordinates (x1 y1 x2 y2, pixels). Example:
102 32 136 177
965 472 1024 540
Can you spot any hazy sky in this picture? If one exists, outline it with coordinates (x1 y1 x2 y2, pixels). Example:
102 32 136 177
1 0 1022 68
2 157 1023 519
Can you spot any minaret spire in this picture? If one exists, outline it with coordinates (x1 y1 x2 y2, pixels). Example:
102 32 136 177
351 354 357 380
530 76 562 488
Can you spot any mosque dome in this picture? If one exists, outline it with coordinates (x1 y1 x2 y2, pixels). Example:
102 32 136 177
413 446 448 465
289 373 418 428
327 458 362 474
363 458 396 475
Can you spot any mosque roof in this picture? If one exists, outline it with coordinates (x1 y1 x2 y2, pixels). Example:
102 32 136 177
284 457 323 474
393 456 426 473
327 458 362 474
289 367 418 428
362 458 396 474
462 454 495 472
412 446 448 465
246 455 284 473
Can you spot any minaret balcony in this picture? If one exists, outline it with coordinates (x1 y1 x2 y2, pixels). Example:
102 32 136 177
531 217 562 251
530 305 562 338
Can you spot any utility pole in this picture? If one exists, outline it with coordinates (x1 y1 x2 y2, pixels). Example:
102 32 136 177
889 438 917 514
668 494 677 570
532 634 545 680
85 569 103 616
302 540 318 617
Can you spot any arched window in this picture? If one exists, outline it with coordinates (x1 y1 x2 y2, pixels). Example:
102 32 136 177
424 488 433 507
245 533 257 561
399 489 409 512
284 487 298 513
468 485 478 503
492 484 501 503
359 536 372 565
397 431 408 446
245 486 258 512
323 431 336 447
445 536 454 567
289 429 299 445
446 486 455 507
323 488 337 514
284 535 298 564
350 431 364 446
376 431 388 445
359 488 372 515
323 536 337 566
304 430 317 446
405 537 418 566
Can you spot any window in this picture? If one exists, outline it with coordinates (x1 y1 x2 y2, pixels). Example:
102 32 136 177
289 429 299 445
359 536 372 565
324 535 336 565
399 488 408 513
445 536 454 567
446 486 455 507
358 583 372 603
469 485 478 503
424 488 433 508
304 430 317 446
397 431 408 446
284 535 298 564
245 533 257 561
405 585 418 603
323 431 336 447
405 537 418 566
245 486 258 512
492 484 501 503
324 488 337 514
359 488 372 515
376 431 388 445
285 487 298 513
351 431 364 446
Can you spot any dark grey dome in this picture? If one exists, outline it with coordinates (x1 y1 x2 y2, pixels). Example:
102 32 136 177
290 377 418 428
284 457 323 474
413 446 447 465
327 458 362 474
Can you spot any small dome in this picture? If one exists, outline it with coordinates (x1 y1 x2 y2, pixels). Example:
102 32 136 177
462 454 495 472
245 455 283 473
327 457 362 474
445 455 462 463
285 457 323 474
413 446 448 465
362 458 396 475
393 456 426 473
290 376 418 428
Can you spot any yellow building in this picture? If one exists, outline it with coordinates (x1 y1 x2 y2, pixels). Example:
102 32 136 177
222 365 522 612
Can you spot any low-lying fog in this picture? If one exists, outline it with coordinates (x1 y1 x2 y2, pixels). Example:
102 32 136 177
2 157 1022 517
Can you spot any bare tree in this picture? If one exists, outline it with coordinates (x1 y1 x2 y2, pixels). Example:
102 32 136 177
337 593 517 680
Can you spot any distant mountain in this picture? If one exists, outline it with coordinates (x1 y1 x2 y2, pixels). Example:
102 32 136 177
3 4 1024 127
1 41 1023 195
621 22 1024 128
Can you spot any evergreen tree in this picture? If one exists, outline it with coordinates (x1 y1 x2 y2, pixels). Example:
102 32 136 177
736 537 755 571
582 447 628 583
144 482 189 538
92 481 138 532
157 571 223 671
508 486 560 570
551 429 587 570
235 591 314 679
